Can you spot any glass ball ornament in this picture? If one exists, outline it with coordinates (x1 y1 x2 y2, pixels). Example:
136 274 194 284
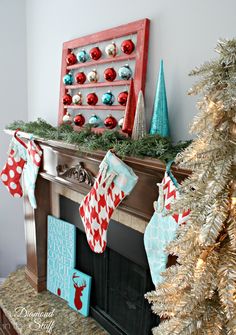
66 53 77 65
74 113 85 127
87 69 99 83
89 46 102 60
62 112 73 124
105 42 117 57
72 92 82 105
117 91 128 106
75 72 86 84
89 114 102 128
121 39 135 55
118 117 124 128
102 90 115 106
87 92 98 105
104 67 116 82
62 93 72 105
104 115 117 129
118 64 132 80
77 49 89 63
63 72 73 85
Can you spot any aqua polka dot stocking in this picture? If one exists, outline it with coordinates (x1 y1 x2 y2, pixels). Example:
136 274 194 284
23 140 43 208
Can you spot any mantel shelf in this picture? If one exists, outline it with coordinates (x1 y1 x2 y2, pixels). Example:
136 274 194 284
66 54 136 71
4 129 191 177
65 80 131 90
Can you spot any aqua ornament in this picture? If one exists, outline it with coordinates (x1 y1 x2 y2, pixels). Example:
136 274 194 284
102 90 115 105
77 49 89 63
149 60 170 137
63 72 73 85
88 114 102 128
118 64 132 80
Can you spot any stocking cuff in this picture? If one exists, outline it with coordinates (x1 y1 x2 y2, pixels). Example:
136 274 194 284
99 151 138 195
8 137 27 161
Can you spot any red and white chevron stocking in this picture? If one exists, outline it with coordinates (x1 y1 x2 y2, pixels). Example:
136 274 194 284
163 172 190 224
79 150 138 253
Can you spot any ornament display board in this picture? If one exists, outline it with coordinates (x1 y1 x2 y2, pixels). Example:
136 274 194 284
58 19 150 134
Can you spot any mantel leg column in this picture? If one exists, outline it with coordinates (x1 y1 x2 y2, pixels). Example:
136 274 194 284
23 176 51 292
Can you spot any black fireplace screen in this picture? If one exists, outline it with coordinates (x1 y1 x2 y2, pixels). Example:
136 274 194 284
60 195 159 335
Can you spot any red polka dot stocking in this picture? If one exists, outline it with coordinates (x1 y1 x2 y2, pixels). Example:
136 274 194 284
79 151 138 253
0 131 27 198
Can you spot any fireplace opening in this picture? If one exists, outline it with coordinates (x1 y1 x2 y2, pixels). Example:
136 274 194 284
60 195 159 335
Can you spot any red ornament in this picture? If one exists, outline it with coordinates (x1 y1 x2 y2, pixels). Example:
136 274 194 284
121 39 135 55
104 115 117 129
62 94 72 105
75 72 86 84
117 91 128 106
87 93 98 105
89 47 102 60
66 53 77 65
74 114 85 127
57 288 61 296
104 67 117 82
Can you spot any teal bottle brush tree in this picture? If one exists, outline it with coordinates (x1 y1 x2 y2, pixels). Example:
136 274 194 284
149 59 170 137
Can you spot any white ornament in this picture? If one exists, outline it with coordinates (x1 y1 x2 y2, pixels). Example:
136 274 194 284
87 69 99 83
72 92 82 105
62 112 73 124
105 42 117 57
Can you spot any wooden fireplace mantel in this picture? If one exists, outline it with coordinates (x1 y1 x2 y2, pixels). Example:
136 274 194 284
5 130 190 292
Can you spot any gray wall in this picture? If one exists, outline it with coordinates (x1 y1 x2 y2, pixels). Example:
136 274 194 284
26 0 236 141
1 0 236 276
0 0 27 277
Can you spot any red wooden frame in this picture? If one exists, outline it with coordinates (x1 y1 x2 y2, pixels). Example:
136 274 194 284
58 19 150 132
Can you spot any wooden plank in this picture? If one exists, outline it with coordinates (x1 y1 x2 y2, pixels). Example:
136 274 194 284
63 19 149 49
65 79 130 90
73 126 127 136
58 48 70 125
134 19 150 96
64 105 125 111
67 54 136 70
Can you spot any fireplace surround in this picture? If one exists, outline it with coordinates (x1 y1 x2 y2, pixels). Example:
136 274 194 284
4 130 190 334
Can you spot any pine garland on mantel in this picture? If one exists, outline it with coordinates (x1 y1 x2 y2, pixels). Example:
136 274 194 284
6 119 191 162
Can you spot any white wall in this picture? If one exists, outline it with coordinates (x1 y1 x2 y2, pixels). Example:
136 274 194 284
0 0 27 277
26 0 236 141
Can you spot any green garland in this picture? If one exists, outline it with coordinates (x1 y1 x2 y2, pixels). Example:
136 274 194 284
6 119 191 162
